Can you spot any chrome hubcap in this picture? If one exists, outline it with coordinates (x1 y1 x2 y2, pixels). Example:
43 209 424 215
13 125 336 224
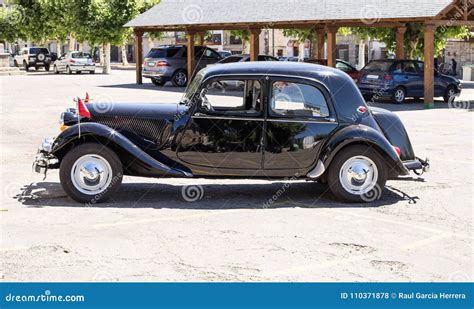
71 154 112 195
395 90 404 102
176 72 187 86
340 156 378 195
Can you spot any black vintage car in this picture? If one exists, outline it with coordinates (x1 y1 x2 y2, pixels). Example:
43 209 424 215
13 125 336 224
33 62 429 203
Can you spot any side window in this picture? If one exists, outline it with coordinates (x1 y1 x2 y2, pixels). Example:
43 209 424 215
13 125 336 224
392 62 403 74
200 80 262 116
415 62 424 74
270 81 329 118
203 48 219 59
336 61 353 72
403 62 417 74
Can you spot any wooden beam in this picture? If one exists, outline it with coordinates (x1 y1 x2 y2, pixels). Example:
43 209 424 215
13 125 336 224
326 26 338 67
134 30 144 84
395 26 407 59
186 31 195 83
316 29 325 59
197 31 206 46
249 28 261 61
423 23 437 109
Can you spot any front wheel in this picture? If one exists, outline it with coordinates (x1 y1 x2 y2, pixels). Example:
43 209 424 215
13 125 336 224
54 65 59 74
327 145 387 203
444 85 457 103
59 143 123 204
45 64 50 72
66 66 72 74
392 87 406 104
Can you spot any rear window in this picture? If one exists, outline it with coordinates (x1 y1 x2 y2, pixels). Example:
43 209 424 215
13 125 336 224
363 61 394 72
219 56 243 63
71 52 92 59
145 48 180 59
30 48 49 54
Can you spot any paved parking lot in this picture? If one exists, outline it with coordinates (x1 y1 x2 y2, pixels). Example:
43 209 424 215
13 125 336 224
0 70 473 281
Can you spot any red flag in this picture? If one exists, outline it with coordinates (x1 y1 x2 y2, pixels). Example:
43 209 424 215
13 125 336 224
77 98 91 118
85 92 90 103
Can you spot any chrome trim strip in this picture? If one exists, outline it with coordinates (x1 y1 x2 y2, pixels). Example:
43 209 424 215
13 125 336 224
192 115 338 124
307 160 325 178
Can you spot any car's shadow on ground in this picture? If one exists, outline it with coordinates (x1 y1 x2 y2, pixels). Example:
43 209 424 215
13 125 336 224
15 181 419 209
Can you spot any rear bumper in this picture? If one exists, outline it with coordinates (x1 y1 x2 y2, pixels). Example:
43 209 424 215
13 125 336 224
70 65 95 71
358 84 396 97
403 157 430 175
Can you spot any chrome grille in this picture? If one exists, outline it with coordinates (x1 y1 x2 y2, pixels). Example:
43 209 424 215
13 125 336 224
93 116 170 145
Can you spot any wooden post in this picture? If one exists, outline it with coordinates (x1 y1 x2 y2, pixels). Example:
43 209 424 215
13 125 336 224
395 26 407 59
326 27 338 67
423 23 437 109
249 28 261 61
186 31 195 83
134 30 144 84
316 29 325 59
197 32 205 46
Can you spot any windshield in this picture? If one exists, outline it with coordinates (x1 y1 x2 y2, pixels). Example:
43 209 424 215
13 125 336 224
363 61 394 72
71 52 92 59
30 48 49 54
145 48 180 59
182 70 205 104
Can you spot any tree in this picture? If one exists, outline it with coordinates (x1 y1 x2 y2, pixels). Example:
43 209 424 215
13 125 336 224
0 4 25 50
282 29 315 59
346 24 471 59
10 0 50 44
230 30 249 52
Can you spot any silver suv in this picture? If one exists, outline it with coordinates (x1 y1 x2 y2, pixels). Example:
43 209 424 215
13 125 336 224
142 45 222 87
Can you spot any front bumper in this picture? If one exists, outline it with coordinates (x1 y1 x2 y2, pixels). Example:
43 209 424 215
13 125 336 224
32 138 58 178
403 157 430 175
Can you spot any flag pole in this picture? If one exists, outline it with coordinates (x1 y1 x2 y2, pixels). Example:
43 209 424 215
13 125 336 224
76 97 81 138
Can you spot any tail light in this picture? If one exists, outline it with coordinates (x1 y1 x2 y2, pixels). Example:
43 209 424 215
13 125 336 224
157 61 170 67
70 59 76 63
383 74 392 81
393 146 401 157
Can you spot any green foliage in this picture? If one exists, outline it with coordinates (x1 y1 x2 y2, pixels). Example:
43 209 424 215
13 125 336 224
0 3 25 42
282 29 314 42
347 24 471 59
230 30 250 42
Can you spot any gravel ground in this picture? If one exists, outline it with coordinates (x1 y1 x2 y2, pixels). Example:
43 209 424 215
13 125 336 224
0 70 473 282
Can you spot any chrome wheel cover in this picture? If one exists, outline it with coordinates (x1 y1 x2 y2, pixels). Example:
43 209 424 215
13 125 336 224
71 154 112 195
339 156 378 195
176 72 187 86
395 89 405 102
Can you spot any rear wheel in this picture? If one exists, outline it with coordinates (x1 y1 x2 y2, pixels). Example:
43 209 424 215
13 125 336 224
59 143 123 204
444 85 456 103
328 145 387 203
171 70 187 87
23 61 29 72
392 87 406 104
45 64 50 72
14 60 18 67
151 78 165 86
90 70 95 74
66 66 72 74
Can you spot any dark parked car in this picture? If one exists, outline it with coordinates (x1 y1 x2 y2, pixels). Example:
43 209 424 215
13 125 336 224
33 62 429 204
307 59 360 82
357 59 461 103
142 45 222 87
215 54 279 64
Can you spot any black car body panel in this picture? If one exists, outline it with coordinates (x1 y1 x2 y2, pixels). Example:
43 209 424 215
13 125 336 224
40 62 426 185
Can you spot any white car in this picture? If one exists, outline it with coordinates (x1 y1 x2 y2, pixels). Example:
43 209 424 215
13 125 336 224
53 51 96 74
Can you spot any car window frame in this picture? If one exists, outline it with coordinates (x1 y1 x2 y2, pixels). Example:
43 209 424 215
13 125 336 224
196 75 265 118
266 76 335 121
403 61 418 74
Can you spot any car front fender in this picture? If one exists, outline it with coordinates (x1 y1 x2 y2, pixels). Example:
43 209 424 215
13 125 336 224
51 122 191 177
321 124 409 176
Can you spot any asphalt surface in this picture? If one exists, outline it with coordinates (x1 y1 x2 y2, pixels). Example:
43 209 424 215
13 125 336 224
0 70 473 281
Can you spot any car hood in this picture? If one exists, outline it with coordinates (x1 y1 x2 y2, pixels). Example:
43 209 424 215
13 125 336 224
87 103 186 120
86 103 188 147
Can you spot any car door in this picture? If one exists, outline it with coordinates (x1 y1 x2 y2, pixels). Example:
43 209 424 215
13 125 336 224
402 61 421 97
57 53 67 71
264 77 338 174
177 77 265 175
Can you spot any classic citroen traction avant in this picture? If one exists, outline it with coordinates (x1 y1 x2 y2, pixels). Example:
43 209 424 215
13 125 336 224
33 62 429 203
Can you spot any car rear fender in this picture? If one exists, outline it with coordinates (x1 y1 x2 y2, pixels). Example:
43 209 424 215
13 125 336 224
51 123 191 177
320 125 409 176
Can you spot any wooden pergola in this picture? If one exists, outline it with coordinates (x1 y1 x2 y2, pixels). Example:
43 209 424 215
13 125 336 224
125 0 473 107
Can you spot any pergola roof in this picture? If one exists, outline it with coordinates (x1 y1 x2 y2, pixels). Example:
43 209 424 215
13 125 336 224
125 0 460 30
